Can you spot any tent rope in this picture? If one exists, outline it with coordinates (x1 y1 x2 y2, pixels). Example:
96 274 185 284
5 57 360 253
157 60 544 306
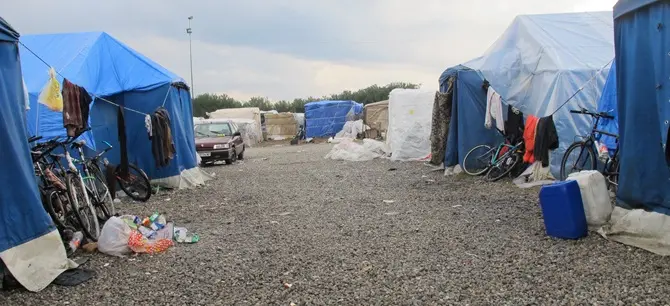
18 41 149 116
549 57 615 117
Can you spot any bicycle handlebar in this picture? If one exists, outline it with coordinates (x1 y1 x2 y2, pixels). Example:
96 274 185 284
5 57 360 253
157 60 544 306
569 108 614 120
28 135 43 143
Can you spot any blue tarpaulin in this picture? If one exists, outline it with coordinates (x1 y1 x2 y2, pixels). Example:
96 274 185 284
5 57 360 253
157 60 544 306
596 61 619 154
0 16 53 255
440 66 502 167
441 12 615 177
614 0 670 212
304 100 363 138
19 32 198 184
0 17 71 292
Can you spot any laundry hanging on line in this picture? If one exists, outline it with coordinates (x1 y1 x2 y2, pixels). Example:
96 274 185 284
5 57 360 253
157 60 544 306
485 86 505 133
534 116 558 167
504 105 524 143
62 78 92 137
150 107 176 168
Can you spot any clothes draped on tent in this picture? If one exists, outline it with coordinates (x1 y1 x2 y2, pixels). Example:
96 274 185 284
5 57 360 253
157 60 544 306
523 115 539 164
485 86 505 133
150 107 175 168
117 107 129 177
429 79 454 166
505 105 524 143
534 116 559 167
62 79 92 137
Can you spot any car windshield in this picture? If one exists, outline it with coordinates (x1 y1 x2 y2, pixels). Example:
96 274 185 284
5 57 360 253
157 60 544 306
195 123 232 138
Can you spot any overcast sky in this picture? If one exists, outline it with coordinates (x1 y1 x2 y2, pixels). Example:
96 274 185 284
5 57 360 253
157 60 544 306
4 0 616 101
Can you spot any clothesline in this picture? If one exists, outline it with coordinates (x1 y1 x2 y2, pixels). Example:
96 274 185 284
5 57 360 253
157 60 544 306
18 41 150 117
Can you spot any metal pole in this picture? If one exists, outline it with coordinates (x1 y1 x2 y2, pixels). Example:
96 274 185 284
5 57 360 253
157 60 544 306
187 16 194 99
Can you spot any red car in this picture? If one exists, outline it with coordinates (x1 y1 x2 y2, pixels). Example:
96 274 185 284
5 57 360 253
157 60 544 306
194 119 245 165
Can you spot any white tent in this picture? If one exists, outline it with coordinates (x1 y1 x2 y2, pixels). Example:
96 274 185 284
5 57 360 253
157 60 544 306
386 89 435 161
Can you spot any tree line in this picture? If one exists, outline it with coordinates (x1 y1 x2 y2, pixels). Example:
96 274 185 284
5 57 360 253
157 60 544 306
192 82 419 117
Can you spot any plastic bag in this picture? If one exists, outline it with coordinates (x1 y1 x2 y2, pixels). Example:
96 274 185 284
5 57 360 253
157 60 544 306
97 216 133 257
128 231 173 254
567 170 612 227
37 67 63 112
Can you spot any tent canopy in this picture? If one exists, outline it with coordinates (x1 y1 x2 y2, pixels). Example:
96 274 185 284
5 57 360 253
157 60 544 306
440 12 615 176
440 66 503 167
0 16 70 292
613 0 670 212
19 32 200 185
304 100 363 138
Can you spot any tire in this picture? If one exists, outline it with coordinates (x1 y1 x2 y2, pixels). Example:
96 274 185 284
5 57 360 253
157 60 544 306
237 146 245 160
560 141 596 181
485 152 521 182
116 163 151 202
41 187 68 230
88 165 116 220
67 173 100 241
226 149 237 164
462 144 494 176
606 158 619 194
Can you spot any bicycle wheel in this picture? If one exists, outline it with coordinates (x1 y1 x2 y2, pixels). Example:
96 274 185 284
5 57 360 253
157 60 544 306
606 158 619 194
462 144 494 176
116 163 151 202
88 165 116 220
560 141 596 181
41 187 68 230
485 152 521 182
67 173 101 241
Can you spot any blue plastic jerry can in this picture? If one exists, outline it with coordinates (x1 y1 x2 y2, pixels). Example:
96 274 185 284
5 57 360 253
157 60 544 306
538 180 588 239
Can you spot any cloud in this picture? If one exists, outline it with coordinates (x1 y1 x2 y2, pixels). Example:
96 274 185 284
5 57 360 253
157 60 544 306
2 0 616 101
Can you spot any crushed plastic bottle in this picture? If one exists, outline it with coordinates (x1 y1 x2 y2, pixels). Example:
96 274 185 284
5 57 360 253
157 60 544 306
138 226 156 239
69 232 84 251
174 227 200 243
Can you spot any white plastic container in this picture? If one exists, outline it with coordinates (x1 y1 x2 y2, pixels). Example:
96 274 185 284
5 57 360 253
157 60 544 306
566 170 612 228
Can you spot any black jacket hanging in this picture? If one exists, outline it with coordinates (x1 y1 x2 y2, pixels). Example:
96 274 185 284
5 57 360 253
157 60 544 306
504 105 524 143
117 107 129 178
534 116 559 167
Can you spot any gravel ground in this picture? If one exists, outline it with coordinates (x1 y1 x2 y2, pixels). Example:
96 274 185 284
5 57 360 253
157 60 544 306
3 143 670 305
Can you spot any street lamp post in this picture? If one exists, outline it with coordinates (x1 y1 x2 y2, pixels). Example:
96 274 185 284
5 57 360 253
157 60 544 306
187 16 194 99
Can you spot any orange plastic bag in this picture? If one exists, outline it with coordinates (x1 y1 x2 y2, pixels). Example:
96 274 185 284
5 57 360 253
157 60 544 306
127 231 173 254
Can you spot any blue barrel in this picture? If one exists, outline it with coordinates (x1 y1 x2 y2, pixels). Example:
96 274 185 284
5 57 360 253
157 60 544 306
538 180 587 239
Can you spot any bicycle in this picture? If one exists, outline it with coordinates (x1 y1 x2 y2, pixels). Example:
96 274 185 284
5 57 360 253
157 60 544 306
30 130 100 240
462 139 525 182
559 108 619 192
84 141 152 202
30 136 80 232
70 140 116 221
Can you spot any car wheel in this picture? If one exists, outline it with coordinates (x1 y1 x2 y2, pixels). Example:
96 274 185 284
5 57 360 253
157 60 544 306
226 149 237 164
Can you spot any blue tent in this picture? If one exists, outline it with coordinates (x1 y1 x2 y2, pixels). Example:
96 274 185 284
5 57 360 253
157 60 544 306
440 12 614 176
0 17 69 292
614 0 670 212
19 32 199 187
304 100 363 138
596 61 618 154
439 65 502 167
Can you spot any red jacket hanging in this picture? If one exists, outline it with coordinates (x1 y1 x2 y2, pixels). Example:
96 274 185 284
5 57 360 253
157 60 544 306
523 115 539 163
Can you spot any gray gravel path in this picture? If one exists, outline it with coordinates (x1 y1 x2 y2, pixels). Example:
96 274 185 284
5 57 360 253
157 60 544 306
2 143 670 305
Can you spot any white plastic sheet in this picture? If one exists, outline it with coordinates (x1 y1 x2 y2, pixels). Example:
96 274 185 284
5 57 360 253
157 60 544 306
387 89 435 161
325 139 390 161
334 119 367 139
